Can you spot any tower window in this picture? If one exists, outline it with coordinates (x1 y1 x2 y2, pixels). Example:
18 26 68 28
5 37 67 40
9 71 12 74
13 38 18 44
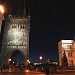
67 45 71 49
69 60 73 66
68 53 72 57
20 25 25 29
20 26 22 29
12 25 17 29
23 26 25 29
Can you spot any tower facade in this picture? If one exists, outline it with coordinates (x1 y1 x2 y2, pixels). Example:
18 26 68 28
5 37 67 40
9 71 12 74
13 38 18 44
58 40 75 66
1 0 30 65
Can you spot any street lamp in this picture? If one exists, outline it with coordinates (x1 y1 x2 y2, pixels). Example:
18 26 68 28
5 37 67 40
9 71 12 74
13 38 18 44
39 56 43 71
27 59 29 63
39 56 43 64
8 58 11 69
27 59 30 64
8 58 11 62
40 56 42 60
13 62 14 64
26 59 30 70
29 61 30 64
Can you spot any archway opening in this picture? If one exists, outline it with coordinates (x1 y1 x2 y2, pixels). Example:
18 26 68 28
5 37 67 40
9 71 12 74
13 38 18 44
9 50 25 67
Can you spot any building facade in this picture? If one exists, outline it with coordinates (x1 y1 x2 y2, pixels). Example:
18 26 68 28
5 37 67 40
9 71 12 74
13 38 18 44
1 0 30 65
58 40 75 66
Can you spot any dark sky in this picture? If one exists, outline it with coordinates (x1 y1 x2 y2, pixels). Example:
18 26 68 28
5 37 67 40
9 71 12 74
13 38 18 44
0 0 75 63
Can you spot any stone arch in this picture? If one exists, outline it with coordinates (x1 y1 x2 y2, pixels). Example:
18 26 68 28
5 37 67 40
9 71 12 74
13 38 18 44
9 50 25 65
2 49 27 65
7 49 26 58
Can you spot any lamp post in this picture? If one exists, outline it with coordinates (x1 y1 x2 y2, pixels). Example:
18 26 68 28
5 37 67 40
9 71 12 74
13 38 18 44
27 59 29 63
39 56 43 71
26 59 30 70
27 59 30 65
40 56 42 64
8 58 11 69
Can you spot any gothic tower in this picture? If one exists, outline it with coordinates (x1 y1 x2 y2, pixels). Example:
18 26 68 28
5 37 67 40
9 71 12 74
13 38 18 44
1 0 30 65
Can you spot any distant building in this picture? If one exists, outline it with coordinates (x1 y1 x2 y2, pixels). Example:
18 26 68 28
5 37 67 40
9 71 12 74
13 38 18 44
34 62 41 66
34 59 58 66
58 40 75 66
46 59 58 65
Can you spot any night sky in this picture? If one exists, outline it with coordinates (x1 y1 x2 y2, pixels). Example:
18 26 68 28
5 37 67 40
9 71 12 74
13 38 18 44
0 0 75 63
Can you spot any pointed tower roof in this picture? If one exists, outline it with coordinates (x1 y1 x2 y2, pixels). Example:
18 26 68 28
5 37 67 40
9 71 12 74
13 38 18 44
15 0 26 16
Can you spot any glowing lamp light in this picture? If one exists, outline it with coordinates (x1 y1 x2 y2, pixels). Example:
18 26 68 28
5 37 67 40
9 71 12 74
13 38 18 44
0 5 4 13
27 59 29 62
0 5 4 33
40 56 42 60
25 69 30 72
8 58 11 62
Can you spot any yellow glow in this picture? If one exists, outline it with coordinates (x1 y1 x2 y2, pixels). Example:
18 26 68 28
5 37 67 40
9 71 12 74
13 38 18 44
0 5 4 13
40 56 42 60
27 59 30 64
25 69 30 72
8 58 11 61
27 59 29 62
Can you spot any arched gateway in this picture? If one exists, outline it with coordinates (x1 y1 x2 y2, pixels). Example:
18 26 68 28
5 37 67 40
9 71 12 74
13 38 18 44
1 0 30 65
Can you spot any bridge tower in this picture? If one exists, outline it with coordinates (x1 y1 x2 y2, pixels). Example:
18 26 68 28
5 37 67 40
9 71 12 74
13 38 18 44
1 0 30 65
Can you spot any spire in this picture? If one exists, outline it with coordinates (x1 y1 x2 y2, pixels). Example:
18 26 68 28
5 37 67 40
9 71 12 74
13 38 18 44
23 0 26 16
15 0 26 16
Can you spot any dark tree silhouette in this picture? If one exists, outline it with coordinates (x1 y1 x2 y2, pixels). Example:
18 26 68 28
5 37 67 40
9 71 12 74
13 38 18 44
62 51 68 66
